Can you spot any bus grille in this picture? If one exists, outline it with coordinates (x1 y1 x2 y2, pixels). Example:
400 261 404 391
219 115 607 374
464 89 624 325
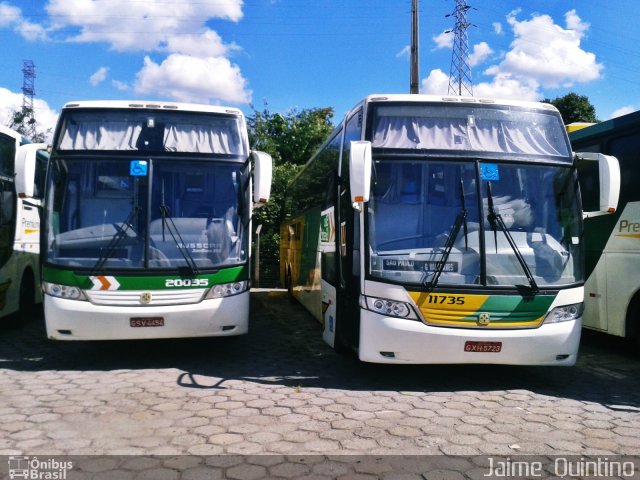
85 289 207 306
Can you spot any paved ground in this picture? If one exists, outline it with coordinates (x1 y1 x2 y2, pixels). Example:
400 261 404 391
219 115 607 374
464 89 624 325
0 290 639 477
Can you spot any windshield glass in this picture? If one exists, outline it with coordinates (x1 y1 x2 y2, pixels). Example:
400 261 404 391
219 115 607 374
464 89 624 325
368 159 583 288
57 110 247 155
46 158 247 270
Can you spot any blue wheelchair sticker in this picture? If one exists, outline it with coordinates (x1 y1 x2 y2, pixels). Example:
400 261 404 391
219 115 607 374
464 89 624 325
130 160 148 176
481 164 500 181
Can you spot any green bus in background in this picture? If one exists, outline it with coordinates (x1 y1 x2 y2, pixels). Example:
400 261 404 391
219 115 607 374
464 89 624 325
570 110 640 348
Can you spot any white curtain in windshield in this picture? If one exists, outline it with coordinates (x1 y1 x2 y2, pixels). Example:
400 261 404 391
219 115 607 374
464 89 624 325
59 122 142 151
372 116 567 157
58 114 246 155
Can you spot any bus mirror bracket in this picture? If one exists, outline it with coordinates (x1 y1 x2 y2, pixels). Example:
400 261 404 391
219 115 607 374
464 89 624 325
575 152 621 219
349 141 372 211
15 143 47 198
251 150 273 209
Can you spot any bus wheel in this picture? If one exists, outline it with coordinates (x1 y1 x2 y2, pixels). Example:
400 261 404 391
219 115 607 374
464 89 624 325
4 271 36 329
286 266 295 303
17 271 36 323
626 293 640 354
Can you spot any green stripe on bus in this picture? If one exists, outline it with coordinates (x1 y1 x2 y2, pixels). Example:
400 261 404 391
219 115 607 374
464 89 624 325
42 266 247 290
462 295 556 323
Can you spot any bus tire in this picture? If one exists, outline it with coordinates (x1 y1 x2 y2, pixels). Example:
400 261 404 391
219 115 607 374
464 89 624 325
285 266 295 303
626 292 640 354
4 270 36 329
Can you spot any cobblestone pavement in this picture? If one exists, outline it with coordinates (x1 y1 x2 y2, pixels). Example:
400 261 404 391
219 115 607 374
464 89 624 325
0 290 639 476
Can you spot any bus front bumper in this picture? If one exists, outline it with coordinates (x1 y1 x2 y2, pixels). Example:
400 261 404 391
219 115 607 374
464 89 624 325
44 292 249 340
358 310 581 366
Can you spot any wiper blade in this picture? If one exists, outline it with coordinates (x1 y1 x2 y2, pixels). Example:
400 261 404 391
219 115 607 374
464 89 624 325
486 181 539 294
90 207 139 275
423 207 467 292
159 198 199 275
423 179 469 292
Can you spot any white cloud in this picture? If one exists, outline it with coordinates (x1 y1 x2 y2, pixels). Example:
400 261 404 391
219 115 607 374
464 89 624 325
36 0 251 105
433 31 453 50
473 73 540 101
421 69 450 95
425 9 603 102
164 30 236 58
0 3 21 27
498 10 602 89
112 80 130 92
0 2 48 41
396 45 411 59
468 42 493 68
0 87 58 142
89 67 109 86
134 55 251 105
493 22 503 35
45 0 243 53
610 105 637 119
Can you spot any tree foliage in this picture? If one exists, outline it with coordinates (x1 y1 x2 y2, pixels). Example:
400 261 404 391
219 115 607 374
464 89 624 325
247 105 334 283
6 106 49 143
544 92 598 125
248 104 334 166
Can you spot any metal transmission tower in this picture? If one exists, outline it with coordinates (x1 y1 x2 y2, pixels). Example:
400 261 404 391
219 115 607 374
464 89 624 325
446 0 475 96
21 60 37 139
410 0 420 94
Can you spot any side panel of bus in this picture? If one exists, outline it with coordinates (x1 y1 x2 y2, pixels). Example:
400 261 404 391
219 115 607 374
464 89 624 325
576 122 640 341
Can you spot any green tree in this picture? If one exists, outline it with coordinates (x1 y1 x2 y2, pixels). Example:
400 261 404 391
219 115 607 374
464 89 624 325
247 105 334 285
248 104 334 166
544 92 598 124
7 106 49 142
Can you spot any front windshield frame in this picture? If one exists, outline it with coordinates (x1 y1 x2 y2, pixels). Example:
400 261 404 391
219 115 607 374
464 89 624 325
365 156 584 290
45 154 250 273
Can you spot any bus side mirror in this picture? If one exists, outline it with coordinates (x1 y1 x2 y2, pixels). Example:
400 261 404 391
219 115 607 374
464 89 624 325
349 141 372 210
575 152 620 219
251 150 273 208
15 143 47 198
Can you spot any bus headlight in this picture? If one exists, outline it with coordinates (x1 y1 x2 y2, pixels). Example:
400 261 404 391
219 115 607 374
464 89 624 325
43 282 87 301
361 295 418 320
544 303 584 323
205 281 248 299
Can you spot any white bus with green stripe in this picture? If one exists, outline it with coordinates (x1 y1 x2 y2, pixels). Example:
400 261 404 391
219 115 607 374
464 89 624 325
0 126 47 326
280 94 619 365
570 110 640 348
41 101 272 340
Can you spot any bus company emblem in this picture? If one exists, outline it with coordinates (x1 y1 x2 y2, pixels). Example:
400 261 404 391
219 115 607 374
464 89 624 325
140 292 152 304
477 312 491 325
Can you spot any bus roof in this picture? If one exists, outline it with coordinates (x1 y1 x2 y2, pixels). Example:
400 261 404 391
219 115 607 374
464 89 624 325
61 100 244 118
569 109 640 144
354 94 560 115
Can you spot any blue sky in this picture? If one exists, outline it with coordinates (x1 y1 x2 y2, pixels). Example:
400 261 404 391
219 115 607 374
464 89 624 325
0 0 638 139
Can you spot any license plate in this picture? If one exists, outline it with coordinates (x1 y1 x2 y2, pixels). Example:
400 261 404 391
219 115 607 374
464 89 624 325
130 317 164 328
464 341 502 353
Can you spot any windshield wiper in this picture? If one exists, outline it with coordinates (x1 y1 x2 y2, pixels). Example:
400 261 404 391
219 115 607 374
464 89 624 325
159 182 199 275
90 206 139 275
486 181 539 294
423 208 467 293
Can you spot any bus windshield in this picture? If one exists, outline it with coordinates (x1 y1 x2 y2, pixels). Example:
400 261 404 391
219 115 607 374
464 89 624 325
368 159 583 288
46 157 248 271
